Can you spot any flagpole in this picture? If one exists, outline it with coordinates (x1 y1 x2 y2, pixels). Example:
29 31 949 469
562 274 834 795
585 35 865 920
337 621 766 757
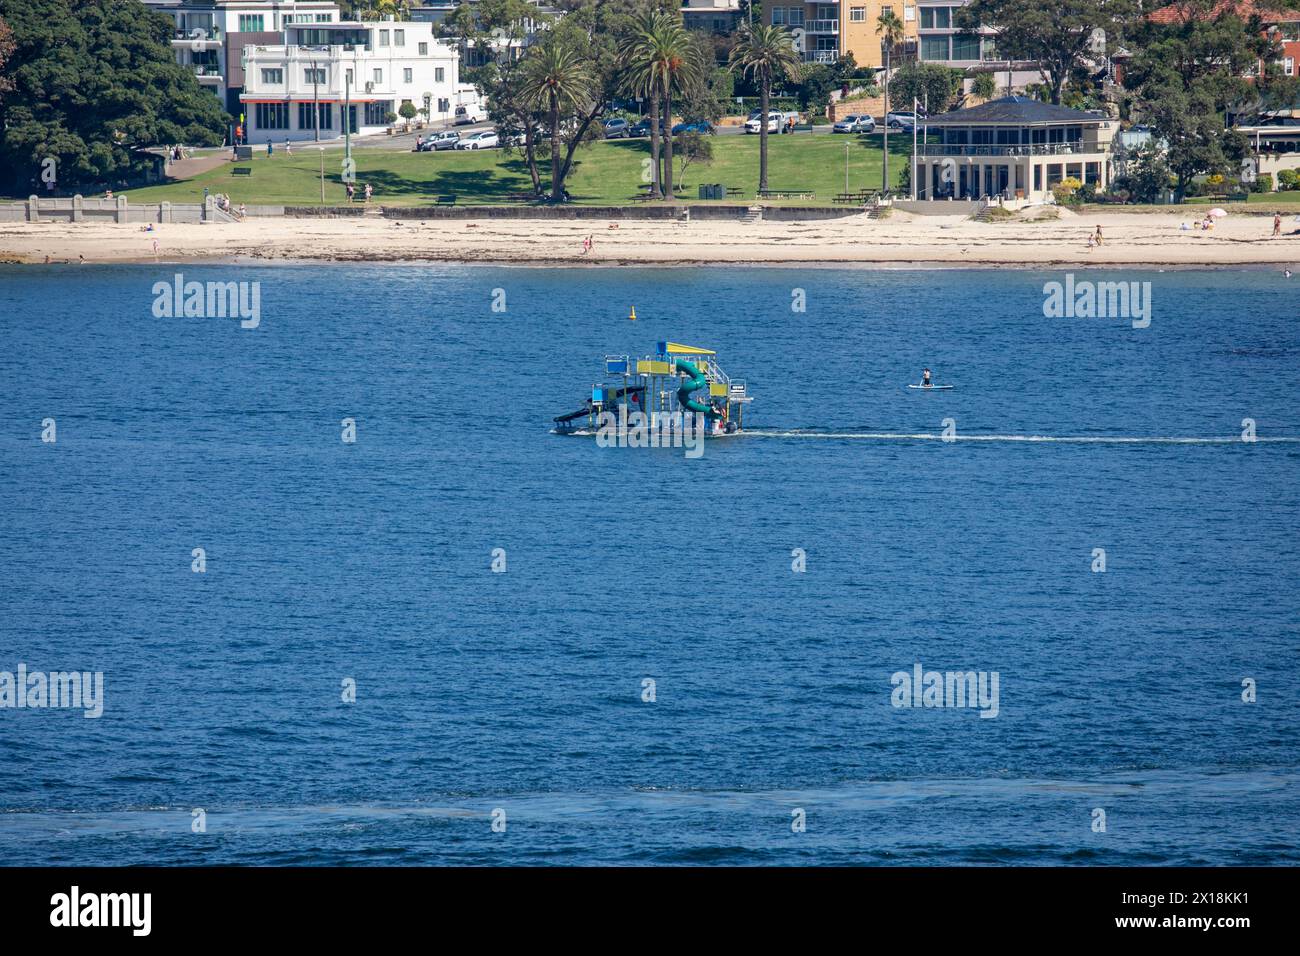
912 97 918 200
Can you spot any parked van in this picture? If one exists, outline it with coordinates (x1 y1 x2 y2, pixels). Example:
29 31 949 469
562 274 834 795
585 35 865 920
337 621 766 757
454 104 485 125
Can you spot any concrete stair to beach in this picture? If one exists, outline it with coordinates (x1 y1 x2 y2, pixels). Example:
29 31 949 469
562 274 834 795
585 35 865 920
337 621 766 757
741 205 763 224
207 204 238 224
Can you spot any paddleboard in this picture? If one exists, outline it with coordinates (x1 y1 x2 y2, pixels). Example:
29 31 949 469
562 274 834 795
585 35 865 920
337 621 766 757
907 384 956 390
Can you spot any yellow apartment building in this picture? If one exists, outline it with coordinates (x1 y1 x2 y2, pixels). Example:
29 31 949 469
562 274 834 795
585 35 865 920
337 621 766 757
766 2 918 67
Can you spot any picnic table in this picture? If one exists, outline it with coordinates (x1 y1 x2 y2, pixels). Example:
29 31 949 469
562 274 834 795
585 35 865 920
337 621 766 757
758 188 816 200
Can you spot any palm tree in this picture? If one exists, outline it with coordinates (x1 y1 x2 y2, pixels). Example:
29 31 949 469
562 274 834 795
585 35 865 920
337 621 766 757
729 24 802 194
523 40 594 202
876 8 905 195
619 12 700 201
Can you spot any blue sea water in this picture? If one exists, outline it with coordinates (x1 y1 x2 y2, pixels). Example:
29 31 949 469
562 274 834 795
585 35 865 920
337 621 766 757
0 263 1297 866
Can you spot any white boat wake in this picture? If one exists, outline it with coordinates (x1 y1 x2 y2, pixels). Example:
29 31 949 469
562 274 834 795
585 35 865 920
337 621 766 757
741 430 1300 444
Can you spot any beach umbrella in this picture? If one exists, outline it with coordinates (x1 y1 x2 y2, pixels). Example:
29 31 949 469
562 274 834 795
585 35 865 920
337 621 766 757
1208 207 1229 218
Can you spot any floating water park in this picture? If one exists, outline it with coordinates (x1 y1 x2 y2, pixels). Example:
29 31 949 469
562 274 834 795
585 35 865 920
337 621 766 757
553 342 752 438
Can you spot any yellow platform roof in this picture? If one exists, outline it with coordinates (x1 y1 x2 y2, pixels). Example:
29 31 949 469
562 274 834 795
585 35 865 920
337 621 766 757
658 341 716 355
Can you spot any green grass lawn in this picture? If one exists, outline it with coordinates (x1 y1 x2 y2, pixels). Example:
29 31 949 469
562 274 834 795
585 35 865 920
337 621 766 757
119 133 912 207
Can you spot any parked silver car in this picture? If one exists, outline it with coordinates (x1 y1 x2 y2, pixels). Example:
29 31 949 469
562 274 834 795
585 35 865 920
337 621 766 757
833 114 876 134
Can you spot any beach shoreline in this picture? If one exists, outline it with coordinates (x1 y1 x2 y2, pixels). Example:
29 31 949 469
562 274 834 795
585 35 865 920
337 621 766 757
3 209 1298 267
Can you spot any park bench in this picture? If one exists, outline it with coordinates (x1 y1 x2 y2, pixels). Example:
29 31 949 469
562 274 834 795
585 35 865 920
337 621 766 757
725 186 744 198
231 167 252 176
833 191 871 204
758 188 815 200
436 194 456 205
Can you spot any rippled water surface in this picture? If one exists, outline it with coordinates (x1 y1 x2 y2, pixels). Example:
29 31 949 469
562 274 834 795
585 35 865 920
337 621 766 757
1 264 1297 865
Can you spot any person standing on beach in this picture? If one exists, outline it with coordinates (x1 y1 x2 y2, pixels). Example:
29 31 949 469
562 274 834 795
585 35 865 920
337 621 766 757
1273 213 1281 238
364 183 373 203
582 235 593 255
1094 225 1104 246
346 182 355 203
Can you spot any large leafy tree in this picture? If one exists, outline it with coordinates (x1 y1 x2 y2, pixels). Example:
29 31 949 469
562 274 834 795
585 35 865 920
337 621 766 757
1123 2 1277 199
522 33 596 202
0 16 13 101
955 0 1138 105
0 0 228 195
478 1 634 202
889 63 964 115
729 23 801 193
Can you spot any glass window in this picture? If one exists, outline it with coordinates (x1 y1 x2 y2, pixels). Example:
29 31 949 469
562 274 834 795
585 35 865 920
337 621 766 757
403 68 412 83
255 102 289 129
379 30 389 46
920 35 950 61
435 67 445 83
373 68 383 84
419 42 428 55
260 68 283 84
394 29 405 46
952 33 981 60
935 7 950 28
297 102 333 130
364 101 392 125
772 8 785 24
304 68 325 84
238 14 265 32
789 9 804 26
851 7 866 21
920 8 933 28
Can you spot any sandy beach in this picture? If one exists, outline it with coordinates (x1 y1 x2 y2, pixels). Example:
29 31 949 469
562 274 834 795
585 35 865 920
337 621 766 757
2 208 1298 267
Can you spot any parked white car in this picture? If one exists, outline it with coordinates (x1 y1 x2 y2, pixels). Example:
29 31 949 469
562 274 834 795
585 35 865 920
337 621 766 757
745 112 788 134
455 130 499 149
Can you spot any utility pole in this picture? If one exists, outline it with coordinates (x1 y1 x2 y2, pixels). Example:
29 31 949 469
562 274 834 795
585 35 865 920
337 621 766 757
311 59 320 142
912 96 918 200
344 71 352 183
845 140 850 196
319 145 325 203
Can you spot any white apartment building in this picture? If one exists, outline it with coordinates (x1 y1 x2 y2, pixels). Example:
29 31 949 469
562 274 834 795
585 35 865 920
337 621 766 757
241 19 466 143
144 1 343 113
